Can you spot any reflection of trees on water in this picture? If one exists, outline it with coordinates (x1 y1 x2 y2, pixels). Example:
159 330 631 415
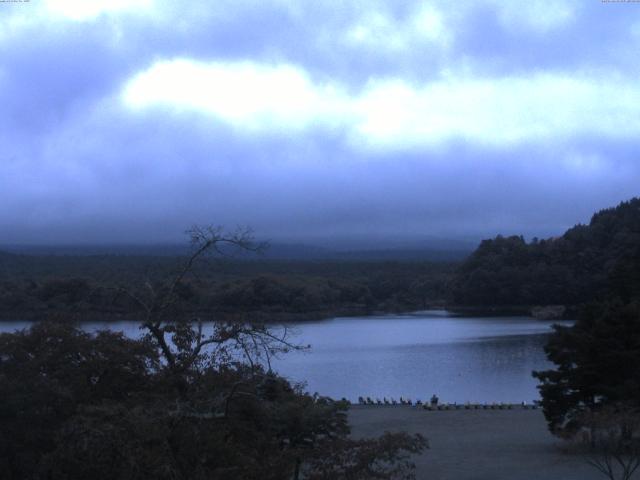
466 333 551 371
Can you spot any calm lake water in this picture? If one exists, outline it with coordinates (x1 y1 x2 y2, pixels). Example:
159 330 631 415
0 311 571 404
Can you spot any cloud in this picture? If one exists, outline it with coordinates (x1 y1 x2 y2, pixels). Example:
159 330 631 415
1 0 640 244
122 59 349 132
492 0 578 33
122 58 640 149
43 0 154 21
3 106 639 244
344 4 451 52
354 73 640 148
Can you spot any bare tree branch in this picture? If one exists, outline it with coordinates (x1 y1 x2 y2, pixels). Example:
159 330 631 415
116 225 300 377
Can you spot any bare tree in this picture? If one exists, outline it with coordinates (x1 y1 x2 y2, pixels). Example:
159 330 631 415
116 226 302 375
576 404 640 480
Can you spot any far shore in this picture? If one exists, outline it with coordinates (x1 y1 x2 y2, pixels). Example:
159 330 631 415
0 306 372 324
0 304 577 323
349 405 602 480
447 304 578 320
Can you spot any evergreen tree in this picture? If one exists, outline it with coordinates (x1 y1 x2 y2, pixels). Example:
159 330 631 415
533 302 640 436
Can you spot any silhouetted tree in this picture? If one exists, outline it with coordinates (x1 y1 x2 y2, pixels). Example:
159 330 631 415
533 302 640 437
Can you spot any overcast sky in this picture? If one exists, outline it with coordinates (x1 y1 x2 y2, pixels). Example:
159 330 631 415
1 0 639 245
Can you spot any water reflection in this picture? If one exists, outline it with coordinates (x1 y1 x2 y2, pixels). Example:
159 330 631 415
0 313 570 403
270 314 569 403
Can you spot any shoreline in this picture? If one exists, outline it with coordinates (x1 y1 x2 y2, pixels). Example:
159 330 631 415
0 305 573 323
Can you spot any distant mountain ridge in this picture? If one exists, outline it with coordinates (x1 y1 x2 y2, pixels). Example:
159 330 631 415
1 241 473 262
451 197 640 307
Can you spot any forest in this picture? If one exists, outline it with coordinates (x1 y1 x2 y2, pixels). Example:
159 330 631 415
0 253 454 322
1 198 639 323
451 198 640 313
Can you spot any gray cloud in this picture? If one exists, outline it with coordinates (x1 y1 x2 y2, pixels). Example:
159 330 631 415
1 0 639 245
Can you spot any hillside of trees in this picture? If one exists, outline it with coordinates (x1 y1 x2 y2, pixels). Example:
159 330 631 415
451 198 640 310
0 253 453 322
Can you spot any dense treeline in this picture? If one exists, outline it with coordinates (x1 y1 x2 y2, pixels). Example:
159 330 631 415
4 197 639 320
452 198 640 309
0 254 453 321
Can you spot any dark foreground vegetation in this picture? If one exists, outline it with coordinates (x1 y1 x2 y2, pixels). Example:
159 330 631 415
533 300 640 480
0 229 426 480
0 322 426 480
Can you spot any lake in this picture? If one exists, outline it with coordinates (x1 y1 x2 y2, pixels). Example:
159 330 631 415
0 311 571 404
